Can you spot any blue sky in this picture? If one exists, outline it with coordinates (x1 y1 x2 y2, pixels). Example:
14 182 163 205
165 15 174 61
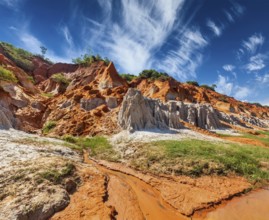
1 0 269 105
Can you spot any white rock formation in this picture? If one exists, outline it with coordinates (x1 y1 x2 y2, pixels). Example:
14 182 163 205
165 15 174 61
118 89 268 132
118 89 222 131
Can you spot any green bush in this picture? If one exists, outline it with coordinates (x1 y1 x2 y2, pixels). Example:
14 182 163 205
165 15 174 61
72 53 110 67
120 73 137 82
186 81 199 86
138 69 170 80
42 121 57 134
51 73 70 85
0 66 18 82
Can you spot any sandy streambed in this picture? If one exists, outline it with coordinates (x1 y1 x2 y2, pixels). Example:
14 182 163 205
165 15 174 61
1 129 268 220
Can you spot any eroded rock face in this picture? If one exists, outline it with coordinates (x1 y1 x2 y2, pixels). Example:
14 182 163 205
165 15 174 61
119 89 269 132
119 89 224 131
118 89 183 131
80 98 105 111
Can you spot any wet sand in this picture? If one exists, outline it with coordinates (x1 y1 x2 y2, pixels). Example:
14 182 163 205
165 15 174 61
195 187 269 220
85 152 188 220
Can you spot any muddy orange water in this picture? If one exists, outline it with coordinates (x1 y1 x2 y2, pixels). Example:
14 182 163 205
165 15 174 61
84 153 188 220
195 187 269 220
52 151 269 220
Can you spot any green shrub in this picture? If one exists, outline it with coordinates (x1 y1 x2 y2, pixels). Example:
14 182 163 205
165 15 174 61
72 53 110 67
51 73 70 85
120 73 137 82
138 69 170 80
42 121 57 134
0 66 18 82
186 81 199 86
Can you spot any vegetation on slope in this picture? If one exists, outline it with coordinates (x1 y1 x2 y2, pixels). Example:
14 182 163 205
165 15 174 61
51 73 71 86
0 42 34 72
138 69 170 80
42 121 57 134
126 139 269 182
0 66 18 83
63 135 119 162
120 73 137 82
72 53 110 67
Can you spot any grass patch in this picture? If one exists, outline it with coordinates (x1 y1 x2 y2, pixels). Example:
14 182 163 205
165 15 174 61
39 162 75 184
63 135 119 161
0 42 34 72
129 139 269 181
41 92 54 98
51 73 71 86
42 121 57 134
0 66 18 82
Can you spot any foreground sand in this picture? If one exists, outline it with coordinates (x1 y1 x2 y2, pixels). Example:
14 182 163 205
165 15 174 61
0 129 264 220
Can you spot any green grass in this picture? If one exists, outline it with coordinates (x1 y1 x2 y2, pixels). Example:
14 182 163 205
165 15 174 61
129 139 269 181
63 135 119 161
39 162 75 184
41 92 54 98
42 121 57 134
0 66 18 82
51 73 71 85
0 42 34 72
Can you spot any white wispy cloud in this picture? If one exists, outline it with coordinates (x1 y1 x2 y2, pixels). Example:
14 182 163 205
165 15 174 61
215 74 251 100
231 2 245 17
207 19 223 37
99 0 186 74
224 2 245 23
245 53 267 72
157 28 207 79
9 23 72 63
242 33 265 54
0 0 20 9
61 25 73 48
223 64 235 72
215 75 233 96
234 86 251 99
256 73 269 84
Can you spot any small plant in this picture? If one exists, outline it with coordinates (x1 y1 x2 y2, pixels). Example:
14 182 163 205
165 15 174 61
186 81 199 86
27 75 35 84
0 66 18 82
40 162 75 184
40 46 47 58
51 73 70 86
42 121 57 134
41 92 54 98
63 135 77 144
120 73 137 82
